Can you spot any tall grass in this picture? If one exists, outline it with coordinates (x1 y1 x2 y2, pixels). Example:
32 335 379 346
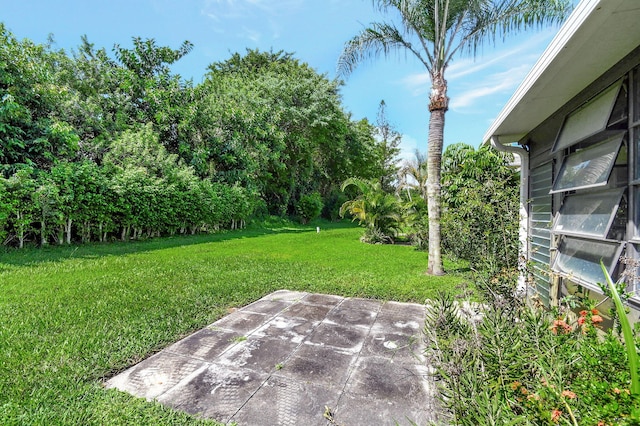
0 221 468 425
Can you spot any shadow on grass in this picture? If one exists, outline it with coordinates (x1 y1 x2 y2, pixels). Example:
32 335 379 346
1 220 356 267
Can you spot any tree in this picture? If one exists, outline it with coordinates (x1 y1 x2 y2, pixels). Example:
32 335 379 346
0 24 79 174
441 143 519 269
374 100 401 192
338 0 571 275
199 49 376 216
113 37 194 151
399 149 428 200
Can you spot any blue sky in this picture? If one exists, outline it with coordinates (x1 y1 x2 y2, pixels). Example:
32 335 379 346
2 0 570 161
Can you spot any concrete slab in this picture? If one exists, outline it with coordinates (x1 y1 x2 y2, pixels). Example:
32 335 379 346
157 363 269 423
105 291 442 425
229 375 336 426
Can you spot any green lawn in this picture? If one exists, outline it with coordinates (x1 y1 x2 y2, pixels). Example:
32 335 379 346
0 221 469 425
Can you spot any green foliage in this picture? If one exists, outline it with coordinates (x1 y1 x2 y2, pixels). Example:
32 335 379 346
0 29 386 247
338 0 571 275
441 143 520 270
373 100 401 192
398 150 429 249
0 24 79 172
601 262 640 396
297 192 324 224
195 49 383 216
425 271 640 425
340 177 401 243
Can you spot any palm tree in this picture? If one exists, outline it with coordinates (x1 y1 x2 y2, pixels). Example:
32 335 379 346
338 0 571 275
399 149 428 201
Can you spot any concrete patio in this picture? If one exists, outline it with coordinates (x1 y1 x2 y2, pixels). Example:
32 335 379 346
106 290 441 425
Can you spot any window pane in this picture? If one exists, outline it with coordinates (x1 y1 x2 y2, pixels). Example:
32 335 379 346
553 189 624 238
553 237 623 285
551 132 625 193
608 80 628 127
553 80 622 152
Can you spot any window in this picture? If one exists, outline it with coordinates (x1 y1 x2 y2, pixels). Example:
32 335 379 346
553 80 625 152
551 132 626 193
552 188 625 238
552 237 625 286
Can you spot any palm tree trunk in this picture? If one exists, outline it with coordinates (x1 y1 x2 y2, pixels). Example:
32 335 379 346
426 71 448 276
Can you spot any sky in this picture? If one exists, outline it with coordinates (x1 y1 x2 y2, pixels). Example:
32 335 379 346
1 0 573 162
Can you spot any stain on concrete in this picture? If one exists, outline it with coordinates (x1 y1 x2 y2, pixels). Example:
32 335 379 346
106 290 441 425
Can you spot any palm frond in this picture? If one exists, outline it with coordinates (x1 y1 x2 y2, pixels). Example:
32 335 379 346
337 22 428 78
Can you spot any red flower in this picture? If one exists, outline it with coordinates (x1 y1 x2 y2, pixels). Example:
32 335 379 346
591 308 599 315
577 316 586 325
591 314 603 324
550 319 572 334
551 409 562 422
579 310 588 317
561 389 577 399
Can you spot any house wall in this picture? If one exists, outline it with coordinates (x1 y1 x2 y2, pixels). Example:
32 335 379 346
523 45 640 321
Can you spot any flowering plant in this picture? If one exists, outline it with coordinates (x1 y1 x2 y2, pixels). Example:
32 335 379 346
424 267 640 425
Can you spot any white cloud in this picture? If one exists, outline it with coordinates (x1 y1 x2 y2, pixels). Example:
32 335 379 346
449 64 531 110
201 0 304 41
397 133 420 163
399 30 554 101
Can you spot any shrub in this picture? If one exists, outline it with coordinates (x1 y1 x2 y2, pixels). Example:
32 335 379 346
441 143 519 271
296 192 324 224
340 177 400 243
424 271 640 425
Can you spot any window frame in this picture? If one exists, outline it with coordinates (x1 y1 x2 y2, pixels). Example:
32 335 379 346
552 79 625 153
550 131 626 194
552 187 626 239
551 236 626 289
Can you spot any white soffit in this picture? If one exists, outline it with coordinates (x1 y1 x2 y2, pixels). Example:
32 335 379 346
483 0 640 145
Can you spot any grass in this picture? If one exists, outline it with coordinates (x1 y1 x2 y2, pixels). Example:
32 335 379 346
0 220 470 425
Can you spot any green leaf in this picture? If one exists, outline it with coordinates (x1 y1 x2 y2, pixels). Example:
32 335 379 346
601 261 640 396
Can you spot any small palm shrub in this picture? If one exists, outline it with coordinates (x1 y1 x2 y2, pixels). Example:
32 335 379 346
340 177 400 243
400 191 429 250
424 271 640 425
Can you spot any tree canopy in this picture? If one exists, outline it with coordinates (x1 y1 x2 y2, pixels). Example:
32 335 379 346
0 27 390 247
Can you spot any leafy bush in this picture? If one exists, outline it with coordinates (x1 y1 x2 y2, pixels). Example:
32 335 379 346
401 191 429 250
340 177 401 243
323 188 348 222
440 143 519 271
424 271 640 425
296 192 324 224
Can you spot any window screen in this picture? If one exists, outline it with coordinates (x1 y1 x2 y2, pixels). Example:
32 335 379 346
552 237 624 286
553 188 625 238
553 80 623 152
551 132 625 193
